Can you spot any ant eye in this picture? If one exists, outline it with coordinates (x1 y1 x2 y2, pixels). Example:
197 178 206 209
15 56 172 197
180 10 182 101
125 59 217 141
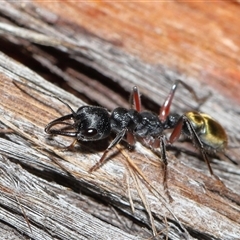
82 128 98 137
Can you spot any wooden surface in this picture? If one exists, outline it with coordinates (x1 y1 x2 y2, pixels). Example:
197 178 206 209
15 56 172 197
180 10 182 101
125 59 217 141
0 1 240 240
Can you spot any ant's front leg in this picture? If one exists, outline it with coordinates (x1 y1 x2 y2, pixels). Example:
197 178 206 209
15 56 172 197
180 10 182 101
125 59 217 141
65 139 79 151
88 129 127 172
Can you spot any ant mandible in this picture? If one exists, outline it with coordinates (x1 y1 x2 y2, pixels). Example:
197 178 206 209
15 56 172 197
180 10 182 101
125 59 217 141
45 80 228 187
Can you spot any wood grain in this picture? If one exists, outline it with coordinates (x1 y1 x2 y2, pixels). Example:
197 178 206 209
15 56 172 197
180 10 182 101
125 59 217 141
32 0 240 102
0 1 239 240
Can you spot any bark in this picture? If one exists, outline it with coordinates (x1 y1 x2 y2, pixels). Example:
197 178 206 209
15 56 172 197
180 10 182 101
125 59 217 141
0 1 239 240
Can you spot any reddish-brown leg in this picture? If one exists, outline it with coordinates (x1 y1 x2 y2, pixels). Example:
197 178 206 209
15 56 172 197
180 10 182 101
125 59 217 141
168 117 184 144
66 139 78 151
88 150 109 173
126 132 135 146
132 86 142 112
159 79 205 122
127 85 143 146
159 81 180 122
169 116 215 176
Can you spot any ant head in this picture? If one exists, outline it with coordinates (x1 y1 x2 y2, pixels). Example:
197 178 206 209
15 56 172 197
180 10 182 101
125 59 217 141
75 106 111 141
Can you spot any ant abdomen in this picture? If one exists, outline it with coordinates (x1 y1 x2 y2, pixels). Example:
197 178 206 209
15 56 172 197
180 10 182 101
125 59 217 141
183 111 228 152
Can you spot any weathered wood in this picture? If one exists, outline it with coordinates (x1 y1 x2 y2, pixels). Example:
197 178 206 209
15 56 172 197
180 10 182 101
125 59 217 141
0 48 239 239
0 59 151 239
18 0 240 103
0 1 240 240
0 155 142 240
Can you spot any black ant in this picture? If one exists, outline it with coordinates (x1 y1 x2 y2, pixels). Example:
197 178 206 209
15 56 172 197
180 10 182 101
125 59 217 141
45 80 228 188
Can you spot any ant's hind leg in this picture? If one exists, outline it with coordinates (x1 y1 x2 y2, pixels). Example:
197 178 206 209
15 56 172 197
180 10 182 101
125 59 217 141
175 80 211 110
173 116 225 185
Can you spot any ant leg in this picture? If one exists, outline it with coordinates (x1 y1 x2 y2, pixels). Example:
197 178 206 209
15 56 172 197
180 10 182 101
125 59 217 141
175 80 211 110
65 138 78 151
159 81 179 122
88 129 127 172
183 117 215 176
147 136 172 200
169 116 215 176
126 131 135 146
126 85 142 146
159 136 173 201
159 79 209 122
132 86 142 112
168 117 184 144
56 138 79 152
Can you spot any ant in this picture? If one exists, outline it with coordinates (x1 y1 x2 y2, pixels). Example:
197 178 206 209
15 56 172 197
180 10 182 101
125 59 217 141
45 80 228 188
